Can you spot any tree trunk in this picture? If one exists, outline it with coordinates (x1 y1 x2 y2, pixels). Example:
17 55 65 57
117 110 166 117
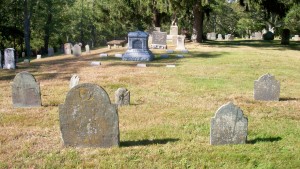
281 29 290 45
24 0 31 59
152 9 161 27
193 1 204 43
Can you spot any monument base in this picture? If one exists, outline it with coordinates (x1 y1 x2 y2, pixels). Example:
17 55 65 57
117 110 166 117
122 49 154 61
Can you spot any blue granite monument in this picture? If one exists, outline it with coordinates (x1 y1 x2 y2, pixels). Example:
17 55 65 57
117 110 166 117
122 31 154 61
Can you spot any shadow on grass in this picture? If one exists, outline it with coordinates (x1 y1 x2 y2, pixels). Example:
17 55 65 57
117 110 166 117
247 137 282 144
121 138 179 147
279 97 300 101
203 40 300 51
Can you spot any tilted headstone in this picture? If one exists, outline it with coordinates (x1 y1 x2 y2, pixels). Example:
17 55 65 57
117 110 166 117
151 31 167 49
64 43 72 55
72 44 81 57
254 73 280 101
3 48 15 69
115 88 130 106
85 45 90 54
69 74 80 89
59 83 119 147
122 31 154 61
11 71 42 107
175 35 186 50
48 48 54 56
210 102 248 145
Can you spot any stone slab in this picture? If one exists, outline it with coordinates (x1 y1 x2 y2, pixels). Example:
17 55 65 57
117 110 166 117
254 73 280 101
115 88 130 106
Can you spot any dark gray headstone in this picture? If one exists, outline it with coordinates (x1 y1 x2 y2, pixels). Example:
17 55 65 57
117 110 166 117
151 31 167 49
115 88 130 106
69 74 79 89
3 48 15 69
11 71 42 107
254 73 280 101
59 83 119 148
210 102 248 145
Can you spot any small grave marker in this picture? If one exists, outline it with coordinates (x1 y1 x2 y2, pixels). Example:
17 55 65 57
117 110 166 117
11 71 42 107
177 55 184 58
166 50 174 53
166 64 176 68
69 74 80 89
91 61 101 66
137 63 147 67
37 55 42 59
115 54 123 58
100 53 108 57
115 88 130 106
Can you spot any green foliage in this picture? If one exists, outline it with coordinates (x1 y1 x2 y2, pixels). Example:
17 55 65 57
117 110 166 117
284 4 300 34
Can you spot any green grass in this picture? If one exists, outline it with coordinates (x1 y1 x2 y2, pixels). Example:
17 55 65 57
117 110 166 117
0 40 300 168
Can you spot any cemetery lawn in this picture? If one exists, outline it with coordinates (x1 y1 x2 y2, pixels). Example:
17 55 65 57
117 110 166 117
1 40 300 168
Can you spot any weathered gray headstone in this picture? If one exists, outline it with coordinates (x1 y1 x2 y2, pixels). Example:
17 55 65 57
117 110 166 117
48 48 54 56
85 45 90 54
72 44 81 57
151 31 167 49
175 35 186 50
254 73 280 101
69 74 80 89
59 83 119 147
210 102 248 145
3 48 15 69
64 43 72 55
122 31 154 61
115 88 130 106
11 71 42 107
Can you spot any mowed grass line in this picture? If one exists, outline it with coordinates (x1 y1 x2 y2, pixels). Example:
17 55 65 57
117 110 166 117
0 40 299 168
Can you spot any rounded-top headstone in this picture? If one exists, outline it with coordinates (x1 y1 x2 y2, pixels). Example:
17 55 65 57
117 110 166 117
59 83 119 148
11 71 42 107
210 102 248 145
254 73 280 101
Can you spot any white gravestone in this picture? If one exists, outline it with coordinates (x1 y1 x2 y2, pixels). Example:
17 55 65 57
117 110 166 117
91 61 101 66
64 43 72 55
100 53 108 57
137 63 147 67
69 74 80 89
170 25 178 35
210 102 248 145
175 35 186 50
72 44 81 57
217 34 223 40
85 45 90 54
37 55 42 59
3 48 15 69
210 32 217 40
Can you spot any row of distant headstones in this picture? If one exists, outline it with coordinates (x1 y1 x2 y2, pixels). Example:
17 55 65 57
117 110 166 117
11 71 280 147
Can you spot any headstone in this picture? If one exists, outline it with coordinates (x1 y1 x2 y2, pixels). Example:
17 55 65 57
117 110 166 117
254 32 262 40
294 35 299 41
91 61 101 66
64 43 72 55
166 50 174 53
137 63 147 67
254 73 280 101
122 31 154 61
24 59 30 64
210 102 248 145
3 48 15 69
72 44 81 57
175 35 186 50
100 53 108 57
177 55 184 58
115 88 130 106
37 55 42 59
263 31 274 40
48 48 54 56
172 35 178 45
217 34 223 40
85 45 90 54
59 83 119 147
210 32 217 40
170 25 178 35
69 74 80 89
207 33 212 40
281 29 290 45
191 34 197 42
166 64 176 68
151 31 167 49
22 52 25 58
115 54 123 58
11 71 42 107
160 54 169 59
